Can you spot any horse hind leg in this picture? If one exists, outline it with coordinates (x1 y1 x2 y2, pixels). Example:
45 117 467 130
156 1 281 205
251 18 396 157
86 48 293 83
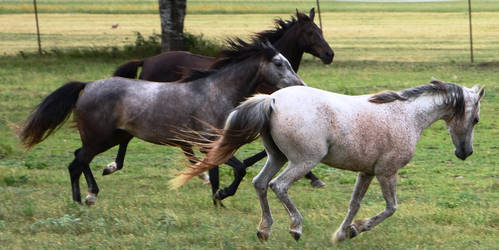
253 132 287 241
253 153 287 241
68 149 84 204
69 147 99 205
244 150 325 188
268 160 319 241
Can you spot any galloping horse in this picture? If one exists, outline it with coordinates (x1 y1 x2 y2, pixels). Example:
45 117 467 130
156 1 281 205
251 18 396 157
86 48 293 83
171 80 484 242
110 9 334 199
19 41 305 205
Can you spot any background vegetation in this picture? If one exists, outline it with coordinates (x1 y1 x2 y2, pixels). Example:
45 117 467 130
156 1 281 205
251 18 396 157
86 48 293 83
0 0 497 249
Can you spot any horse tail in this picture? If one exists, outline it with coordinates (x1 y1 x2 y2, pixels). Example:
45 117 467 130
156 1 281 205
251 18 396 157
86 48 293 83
170 94 275 189
113 59 143 79
19 81 87 149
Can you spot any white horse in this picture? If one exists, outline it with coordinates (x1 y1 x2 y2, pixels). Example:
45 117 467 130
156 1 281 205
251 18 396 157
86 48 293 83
171 80 484 243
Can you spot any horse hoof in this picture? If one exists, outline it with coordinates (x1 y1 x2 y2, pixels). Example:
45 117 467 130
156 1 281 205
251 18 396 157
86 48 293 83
311 179 325 188
290 231 301 241
102 162 118 176
256 231 270 242
212 198 226 208
331 231 346 244
347 224 359 239
84 193 97 206
214 189 226 200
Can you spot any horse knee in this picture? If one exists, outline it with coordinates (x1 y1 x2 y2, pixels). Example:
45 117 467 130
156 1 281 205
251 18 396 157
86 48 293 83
252 178 268 193
269 180 287 197
386 205 397 216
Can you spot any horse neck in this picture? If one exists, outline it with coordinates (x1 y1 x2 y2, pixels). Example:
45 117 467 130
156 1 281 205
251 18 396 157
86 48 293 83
211 58 262 102
273 28 303 72
406 95 454 131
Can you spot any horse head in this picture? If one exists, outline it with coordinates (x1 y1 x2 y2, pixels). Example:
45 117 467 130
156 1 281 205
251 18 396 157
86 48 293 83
445 85 484 160
295 8 334 64
259 41 306 89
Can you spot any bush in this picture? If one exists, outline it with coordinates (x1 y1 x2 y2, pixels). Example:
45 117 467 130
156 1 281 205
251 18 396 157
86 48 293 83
16 32 222 59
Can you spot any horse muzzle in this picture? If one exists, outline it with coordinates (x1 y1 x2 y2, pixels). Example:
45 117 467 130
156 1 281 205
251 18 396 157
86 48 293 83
320 50 334 64
454 148 473 161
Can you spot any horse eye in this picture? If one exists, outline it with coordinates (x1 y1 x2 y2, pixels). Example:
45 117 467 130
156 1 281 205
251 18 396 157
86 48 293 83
274 61 283 67
473 117 479 125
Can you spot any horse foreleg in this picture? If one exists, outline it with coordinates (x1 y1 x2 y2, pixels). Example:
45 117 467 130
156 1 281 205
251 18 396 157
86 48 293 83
214 156 246 200
332 172 374 243
350 174 398 235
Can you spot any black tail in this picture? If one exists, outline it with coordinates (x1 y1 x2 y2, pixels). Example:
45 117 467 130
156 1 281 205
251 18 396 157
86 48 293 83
20 81 87 149
113 59 143 79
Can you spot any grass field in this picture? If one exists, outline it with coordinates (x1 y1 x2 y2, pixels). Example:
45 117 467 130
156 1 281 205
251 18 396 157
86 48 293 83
0 1 498 249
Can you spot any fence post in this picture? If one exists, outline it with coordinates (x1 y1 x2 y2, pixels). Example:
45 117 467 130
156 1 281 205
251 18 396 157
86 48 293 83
33 0 42 54
316 0 323 30
468 0 474 63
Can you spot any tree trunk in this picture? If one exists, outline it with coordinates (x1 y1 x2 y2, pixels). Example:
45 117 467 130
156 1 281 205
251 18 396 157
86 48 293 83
158 0 186 51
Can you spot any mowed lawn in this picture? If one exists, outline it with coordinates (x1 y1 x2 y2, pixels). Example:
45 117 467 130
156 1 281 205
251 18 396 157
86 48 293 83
0 2 498 249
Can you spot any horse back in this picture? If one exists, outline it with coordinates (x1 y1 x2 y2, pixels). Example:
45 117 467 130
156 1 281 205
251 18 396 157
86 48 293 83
140 51 217 82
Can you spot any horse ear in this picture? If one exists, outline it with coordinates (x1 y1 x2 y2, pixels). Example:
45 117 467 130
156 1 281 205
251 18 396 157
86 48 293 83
309 8 315 21
262 40 276 60
478 87 485 101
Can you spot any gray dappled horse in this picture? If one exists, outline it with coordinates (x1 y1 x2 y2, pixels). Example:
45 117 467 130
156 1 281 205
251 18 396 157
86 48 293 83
111 8 334 198
171 80 484 242
19 41 305 205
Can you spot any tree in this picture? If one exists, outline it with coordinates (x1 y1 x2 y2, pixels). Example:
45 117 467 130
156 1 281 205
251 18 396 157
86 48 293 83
158 0 186 51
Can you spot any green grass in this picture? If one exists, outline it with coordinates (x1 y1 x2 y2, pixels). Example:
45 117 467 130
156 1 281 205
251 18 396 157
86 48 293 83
0 55 497 249
0 1 498 249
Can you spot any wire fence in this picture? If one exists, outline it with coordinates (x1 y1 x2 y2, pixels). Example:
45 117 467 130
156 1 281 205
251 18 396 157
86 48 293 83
1 0 498 63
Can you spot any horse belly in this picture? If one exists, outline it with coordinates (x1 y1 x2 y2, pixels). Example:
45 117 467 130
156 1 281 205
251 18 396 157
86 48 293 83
321 145 377 173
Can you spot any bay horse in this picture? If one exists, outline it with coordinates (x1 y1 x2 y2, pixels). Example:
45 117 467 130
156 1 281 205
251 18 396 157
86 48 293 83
110 8 334 198
19 41 305 206
171 80 484 242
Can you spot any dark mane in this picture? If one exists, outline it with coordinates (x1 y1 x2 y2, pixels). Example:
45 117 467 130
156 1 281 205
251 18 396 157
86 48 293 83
369 80 465 119
253 11 310 44
211 38 278 70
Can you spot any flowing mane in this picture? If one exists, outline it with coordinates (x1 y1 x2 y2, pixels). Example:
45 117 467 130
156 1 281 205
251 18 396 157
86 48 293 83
212 38 278 70
179 39 278 82
253 11 311 44
369 80 465 119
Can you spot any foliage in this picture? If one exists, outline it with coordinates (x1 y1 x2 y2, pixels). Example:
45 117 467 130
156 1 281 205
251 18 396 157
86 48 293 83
12 32 221 59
